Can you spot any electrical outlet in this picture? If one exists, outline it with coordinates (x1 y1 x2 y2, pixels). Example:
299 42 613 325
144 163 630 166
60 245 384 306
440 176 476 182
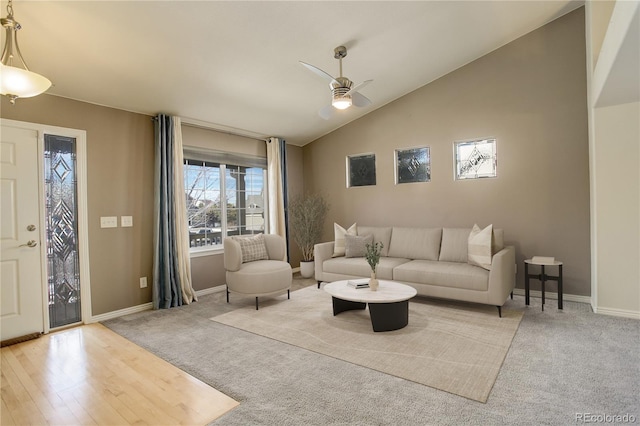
140 277 147 288
100 216 117 228
121 216 133 227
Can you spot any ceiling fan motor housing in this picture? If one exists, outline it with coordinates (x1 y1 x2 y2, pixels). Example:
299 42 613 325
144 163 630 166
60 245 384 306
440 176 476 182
331 77 352 93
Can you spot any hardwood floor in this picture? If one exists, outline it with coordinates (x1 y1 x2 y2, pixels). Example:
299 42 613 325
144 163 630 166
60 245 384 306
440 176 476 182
1 323 238 425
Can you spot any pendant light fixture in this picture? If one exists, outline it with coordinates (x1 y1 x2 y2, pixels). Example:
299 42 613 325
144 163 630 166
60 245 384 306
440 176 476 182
0 0 51 104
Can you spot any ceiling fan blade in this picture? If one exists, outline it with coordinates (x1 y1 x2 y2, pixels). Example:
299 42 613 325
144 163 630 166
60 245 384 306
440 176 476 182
345 79 373 97
352 92 372 108
318 104 335 120
299 61 339 85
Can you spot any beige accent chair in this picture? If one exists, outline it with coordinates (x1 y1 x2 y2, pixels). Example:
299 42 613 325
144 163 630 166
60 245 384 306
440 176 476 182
223 234 292 310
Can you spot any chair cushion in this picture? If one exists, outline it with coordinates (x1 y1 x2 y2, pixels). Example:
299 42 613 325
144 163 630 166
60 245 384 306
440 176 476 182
345 234 373 258
232 234 268 263
333 222 357 257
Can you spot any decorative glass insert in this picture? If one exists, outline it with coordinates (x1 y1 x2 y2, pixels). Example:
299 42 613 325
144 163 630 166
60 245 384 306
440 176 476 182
454 138 497 180
347 153 376 187
45 134 81 328
395 146 431 184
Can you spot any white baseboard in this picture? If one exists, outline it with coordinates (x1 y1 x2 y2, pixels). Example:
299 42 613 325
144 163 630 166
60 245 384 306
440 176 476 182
195 285 226 297
89 302 153 323
593 306 640 320
512 288 592 304
513 288 639 319
292 267 300 273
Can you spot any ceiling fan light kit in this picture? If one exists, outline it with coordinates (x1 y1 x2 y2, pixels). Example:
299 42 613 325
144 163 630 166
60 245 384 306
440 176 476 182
0 0 51 104
300 45 372 119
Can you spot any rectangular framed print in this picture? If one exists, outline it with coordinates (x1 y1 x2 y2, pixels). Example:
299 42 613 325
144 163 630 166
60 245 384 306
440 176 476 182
395 146 431 184
454 138 497 180
346 153 376 187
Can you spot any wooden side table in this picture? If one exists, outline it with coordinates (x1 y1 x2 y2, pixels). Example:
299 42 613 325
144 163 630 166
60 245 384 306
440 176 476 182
524 259 563 311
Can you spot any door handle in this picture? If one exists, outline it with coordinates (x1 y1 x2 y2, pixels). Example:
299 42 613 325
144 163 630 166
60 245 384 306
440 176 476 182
19 240 38 248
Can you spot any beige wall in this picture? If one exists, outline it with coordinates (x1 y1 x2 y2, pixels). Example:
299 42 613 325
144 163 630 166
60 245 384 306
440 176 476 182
586 0 640 317
1 94 155 315
285 144 305 267
180 124 267 291
303 8 591 296
593 102 640 312
589 0 617 69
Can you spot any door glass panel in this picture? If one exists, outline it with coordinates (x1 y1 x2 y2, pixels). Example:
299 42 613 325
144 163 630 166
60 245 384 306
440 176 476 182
44 134 81 328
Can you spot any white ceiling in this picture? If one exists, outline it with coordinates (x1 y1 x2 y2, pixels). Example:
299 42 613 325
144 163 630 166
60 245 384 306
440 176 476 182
8 1 583 146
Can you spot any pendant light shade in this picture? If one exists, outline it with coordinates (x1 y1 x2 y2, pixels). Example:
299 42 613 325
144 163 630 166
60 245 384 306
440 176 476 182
1 0 51 104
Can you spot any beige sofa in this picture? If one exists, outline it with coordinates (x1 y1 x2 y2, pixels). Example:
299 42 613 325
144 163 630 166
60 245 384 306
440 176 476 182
314 226 515 316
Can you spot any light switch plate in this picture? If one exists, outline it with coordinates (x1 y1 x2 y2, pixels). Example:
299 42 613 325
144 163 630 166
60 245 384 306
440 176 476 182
121 216 133 227
100 216 117 228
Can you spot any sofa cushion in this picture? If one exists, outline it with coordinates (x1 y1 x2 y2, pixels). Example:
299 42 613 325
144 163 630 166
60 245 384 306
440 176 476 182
357 226 392 257
388 227 442 261
439 228 471 263
468 224 493 270
344 234 373 258
322 257 410 280
232 234 268 263
393 260 490 291
332 222 357 257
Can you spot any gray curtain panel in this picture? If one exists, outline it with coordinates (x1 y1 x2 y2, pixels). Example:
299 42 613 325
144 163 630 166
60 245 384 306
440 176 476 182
153 114 183 309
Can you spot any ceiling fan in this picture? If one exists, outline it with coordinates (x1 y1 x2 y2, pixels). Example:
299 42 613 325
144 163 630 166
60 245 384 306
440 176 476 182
300 45 373 120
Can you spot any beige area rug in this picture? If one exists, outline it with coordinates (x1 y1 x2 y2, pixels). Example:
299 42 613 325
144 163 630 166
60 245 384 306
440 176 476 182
211 285 522 403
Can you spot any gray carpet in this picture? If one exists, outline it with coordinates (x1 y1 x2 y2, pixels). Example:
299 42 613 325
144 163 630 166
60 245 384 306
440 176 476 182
103 276 640 425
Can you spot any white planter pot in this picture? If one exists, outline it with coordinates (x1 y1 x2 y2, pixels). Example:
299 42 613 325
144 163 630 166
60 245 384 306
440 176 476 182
299 261 315 278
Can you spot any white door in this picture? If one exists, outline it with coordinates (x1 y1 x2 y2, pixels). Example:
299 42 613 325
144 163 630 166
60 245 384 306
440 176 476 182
0 124 45 341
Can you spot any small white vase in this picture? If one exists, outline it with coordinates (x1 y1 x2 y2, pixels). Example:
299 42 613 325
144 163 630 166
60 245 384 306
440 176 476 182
300 261 315 278
369 271 379 291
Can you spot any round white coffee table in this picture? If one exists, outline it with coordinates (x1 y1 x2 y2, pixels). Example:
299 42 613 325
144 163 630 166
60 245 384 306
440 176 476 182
324 280 417 332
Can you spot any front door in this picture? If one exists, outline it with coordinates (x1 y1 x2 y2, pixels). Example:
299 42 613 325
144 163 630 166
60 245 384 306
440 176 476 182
1 124 45 341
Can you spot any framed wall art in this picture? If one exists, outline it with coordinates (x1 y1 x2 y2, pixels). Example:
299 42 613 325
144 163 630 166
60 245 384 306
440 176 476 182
395 146 431 184
346 153 376 187
454 138 497 180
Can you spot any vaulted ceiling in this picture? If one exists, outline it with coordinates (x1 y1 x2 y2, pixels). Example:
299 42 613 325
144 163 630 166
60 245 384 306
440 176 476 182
8 1 583 145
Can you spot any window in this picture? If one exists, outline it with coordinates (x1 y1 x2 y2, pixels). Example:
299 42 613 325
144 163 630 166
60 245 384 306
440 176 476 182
184 153 267 251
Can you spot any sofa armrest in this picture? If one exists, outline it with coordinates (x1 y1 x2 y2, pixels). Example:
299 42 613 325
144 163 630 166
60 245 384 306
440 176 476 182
264 234 286 261
223 237 242 272
487 245 516 305
314 241 335 280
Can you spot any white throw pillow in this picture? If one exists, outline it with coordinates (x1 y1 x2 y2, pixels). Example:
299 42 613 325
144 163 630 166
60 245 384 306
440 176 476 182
468 224 493 270
333 222 357 257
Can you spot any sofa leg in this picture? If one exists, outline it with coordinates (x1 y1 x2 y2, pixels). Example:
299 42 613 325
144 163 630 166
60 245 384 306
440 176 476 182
226 289 229 303
317 280 321 289
510 292 513 300
497 306 502 318
287 289 290 299
255 297 259 310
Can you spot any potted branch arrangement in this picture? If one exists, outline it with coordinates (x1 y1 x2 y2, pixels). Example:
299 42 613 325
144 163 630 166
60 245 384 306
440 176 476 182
365 242 383 291
288 193 329 278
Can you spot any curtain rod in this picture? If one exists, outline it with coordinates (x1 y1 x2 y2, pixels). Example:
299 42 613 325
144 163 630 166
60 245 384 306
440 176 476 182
152 115 279 143
182 116 270 142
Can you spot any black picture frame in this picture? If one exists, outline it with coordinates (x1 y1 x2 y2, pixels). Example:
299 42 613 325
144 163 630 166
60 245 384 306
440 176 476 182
347 153 376 187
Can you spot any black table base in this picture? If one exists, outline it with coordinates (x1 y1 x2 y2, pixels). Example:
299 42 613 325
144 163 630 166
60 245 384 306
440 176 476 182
331 296 410 332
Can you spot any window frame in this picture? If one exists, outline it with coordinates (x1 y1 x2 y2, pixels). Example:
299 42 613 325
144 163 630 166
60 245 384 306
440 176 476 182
183 153 268 257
